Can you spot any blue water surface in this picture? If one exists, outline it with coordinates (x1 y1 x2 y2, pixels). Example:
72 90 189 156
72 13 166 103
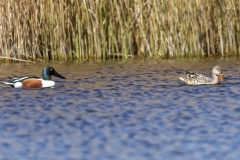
0 58 240 160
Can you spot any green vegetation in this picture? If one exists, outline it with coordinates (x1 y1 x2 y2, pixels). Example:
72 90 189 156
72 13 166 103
0 0 239 62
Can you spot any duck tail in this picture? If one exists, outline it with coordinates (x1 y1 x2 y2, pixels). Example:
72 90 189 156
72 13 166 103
179 77 185 81
3 82 15 87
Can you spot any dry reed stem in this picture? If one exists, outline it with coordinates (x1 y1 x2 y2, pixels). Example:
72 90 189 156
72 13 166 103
0 0 239 61
0 56 35 63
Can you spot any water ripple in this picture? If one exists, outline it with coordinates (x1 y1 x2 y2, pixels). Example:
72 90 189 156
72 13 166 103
0 60 240 159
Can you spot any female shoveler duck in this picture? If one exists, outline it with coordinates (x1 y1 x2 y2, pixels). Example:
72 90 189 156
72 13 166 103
3 66 66 88
179 65 226 85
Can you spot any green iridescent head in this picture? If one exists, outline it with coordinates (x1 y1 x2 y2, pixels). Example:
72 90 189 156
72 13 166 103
42 66 66 80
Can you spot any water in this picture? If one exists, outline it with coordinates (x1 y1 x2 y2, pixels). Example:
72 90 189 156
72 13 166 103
0 58 240 160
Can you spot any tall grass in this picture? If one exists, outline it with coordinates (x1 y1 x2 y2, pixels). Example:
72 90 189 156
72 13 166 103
0 0 239 61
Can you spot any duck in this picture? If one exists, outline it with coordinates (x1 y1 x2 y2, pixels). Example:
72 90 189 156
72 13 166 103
3 66 66 88
179 65 226 85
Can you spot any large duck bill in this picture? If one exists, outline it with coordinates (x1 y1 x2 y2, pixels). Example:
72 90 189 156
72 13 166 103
218 73 226 82
54 71 66 79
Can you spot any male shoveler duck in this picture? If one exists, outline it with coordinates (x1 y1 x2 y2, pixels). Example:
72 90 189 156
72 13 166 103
179 65 226 85
3 66 66 88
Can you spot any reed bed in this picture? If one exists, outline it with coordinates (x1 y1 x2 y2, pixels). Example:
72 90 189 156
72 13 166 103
0 0 239 61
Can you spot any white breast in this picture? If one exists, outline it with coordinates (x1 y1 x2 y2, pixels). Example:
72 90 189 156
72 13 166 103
41 80 55 88
14 82 23 88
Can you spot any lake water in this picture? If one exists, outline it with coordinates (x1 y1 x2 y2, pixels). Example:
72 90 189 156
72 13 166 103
0 58 240 160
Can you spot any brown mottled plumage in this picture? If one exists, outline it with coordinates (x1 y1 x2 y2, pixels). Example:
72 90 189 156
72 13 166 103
179 65 226 85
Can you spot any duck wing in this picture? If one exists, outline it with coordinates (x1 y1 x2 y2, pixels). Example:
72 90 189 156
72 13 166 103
181 71 212 85
186 71 198 79
10 76 40 83
3 76 40 87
